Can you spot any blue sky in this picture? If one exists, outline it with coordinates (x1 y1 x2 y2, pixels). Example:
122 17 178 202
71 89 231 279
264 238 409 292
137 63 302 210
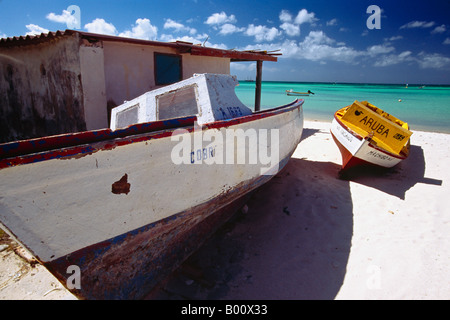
1 0 449 84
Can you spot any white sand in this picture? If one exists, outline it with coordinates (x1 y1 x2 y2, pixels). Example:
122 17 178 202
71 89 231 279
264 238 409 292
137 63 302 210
0 242 76 300
219 121 450 300
1 120 449 300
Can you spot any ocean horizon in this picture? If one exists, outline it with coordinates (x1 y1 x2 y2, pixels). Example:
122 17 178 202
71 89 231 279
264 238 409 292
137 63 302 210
235 80 450 134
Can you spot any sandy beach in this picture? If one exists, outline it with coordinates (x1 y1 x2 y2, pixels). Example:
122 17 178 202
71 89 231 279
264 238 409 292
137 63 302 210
1 120 449 300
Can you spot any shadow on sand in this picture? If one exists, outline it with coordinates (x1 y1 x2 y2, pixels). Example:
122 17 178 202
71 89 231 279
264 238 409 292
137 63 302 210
146 130 443 300
150 133 354 299
338 145 442 200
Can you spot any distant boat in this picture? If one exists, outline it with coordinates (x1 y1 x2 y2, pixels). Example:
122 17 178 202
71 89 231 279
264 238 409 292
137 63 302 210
0 73 305 299
286 89 314 96
330 100 412 175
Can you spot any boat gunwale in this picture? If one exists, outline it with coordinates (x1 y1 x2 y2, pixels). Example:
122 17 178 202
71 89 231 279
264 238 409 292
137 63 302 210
0 99 304 169
333 109 364 141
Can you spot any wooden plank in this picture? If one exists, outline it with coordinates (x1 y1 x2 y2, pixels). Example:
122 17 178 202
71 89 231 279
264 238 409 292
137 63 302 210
255 60 263 111
189 46 277 62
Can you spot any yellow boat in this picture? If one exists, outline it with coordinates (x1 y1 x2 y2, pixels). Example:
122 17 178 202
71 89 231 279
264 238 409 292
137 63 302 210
330 100 412 172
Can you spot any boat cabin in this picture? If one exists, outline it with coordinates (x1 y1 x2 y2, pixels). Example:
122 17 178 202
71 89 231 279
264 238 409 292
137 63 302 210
0 30 277 143
110 73 252 130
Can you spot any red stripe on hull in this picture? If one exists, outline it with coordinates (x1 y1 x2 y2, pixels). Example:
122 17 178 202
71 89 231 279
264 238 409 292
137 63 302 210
331 132 386 172
331 133 354 170
0 100 303 170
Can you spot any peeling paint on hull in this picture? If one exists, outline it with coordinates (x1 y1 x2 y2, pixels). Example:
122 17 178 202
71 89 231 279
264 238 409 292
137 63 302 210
0 100 303 299
45 172 276 300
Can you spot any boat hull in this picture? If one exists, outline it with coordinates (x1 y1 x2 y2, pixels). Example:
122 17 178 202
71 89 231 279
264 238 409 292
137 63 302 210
46 176 261 300
286 90 310 96
0 100 303 299
330 116 407 172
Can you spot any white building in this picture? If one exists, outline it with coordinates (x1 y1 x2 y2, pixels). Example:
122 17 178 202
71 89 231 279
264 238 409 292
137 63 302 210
0 30 277 142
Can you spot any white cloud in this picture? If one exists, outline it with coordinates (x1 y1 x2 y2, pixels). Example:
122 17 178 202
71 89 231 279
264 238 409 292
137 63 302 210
164 19 196 35
205 11 243 37
417 52 450 69
386 35 403 41
302 30 334 45
278 9 317 38
367 44 395 57
243 28 450 72
326 19 338 26
46 10 77 26
296 31 362 63
444 38 450 45
280 22 300 36
373 51 413 67
400 21 435 29
164 19 184 31
205 12 236 25
119 18 158 40
245 24 281 42
84 18 157 40
275 39 302 58
219 23 244 35
25 24 50 36
84 18 118 36
244 31 362 64
431 24 446 34
294 9 318 25
230 62 255 72
279 10 292 23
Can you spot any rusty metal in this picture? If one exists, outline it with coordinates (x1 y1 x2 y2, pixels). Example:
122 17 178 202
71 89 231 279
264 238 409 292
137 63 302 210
44 178 266 299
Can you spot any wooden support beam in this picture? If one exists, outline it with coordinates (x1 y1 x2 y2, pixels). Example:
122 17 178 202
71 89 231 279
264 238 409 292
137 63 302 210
255 60 263 112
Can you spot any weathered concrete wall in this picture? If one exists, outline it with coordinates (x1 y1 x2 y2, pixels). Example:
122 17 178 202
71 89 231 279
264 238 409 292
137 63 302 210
182 54 230 79
0 34 233 143
0 35 86 143
102 41 230 110
102 41 174 107
79 40 108 130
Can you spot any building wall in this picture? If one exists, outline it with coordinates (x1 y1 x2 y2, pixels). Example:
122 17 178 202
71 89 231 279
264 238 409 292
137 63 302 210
79 40 108 130
0 35 233 143
0 35 86 142
102 41 230 111
102 41 170 108
182 54 230 79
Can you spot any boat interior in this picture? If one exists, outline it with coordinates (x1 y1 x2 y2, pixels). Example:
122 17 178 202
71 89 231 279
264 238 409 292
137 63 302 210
336 100 412 156
110 73 253 130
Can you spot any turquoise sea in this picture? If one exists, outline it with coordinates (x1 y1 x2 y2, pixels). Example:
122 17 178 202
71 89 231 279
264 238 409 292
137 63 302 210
235 81 450 134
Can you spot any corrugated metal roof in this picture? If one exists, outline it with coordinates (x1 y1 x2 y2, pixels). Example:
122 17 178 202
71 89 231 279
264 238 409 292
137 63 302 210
0 29 279 62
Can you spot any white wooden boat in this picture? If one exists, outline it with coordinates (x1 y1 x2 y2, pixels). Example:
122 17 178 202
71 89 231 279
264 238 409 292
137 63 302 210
286 89 314 96
330 100 412 174
0 73 304 299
